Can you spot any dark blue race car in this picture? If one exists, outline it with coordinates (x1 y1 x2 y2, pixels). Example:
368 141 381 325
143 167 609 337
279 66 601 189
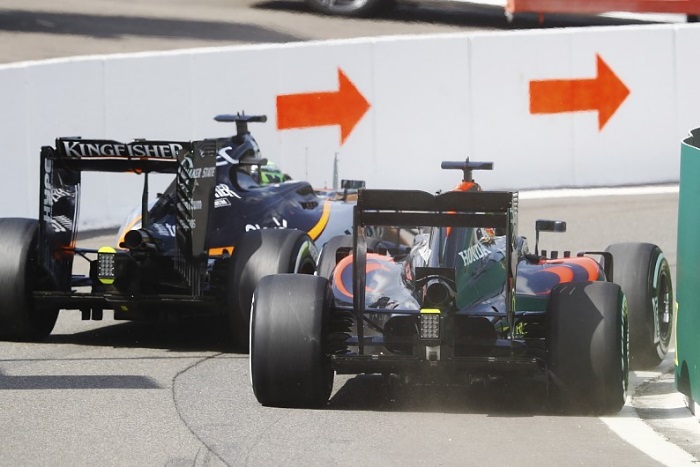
0 113 358 346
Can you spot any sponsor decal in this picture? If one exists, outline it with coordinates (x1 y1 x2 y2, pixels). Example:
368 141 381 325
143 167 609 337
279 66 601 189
184 199 203 211
51 188 74 203
177 217 196 230
187 166 216 179
50 215 73 233
61 140 184 159
246 217 288 231
42 163 77 233
153 224 177 237
214 198 231 208
42 157 53 224
458 242 490 267
214 184 241 200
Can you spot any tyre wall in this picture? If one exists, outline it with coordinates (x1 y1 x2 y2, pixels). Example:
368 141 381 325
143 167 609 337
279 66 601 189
1 25 699 227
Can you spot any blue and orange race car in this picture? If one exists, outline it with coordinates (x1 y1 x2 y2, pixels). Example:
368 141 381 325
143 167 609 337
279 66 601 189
250 160 673 413
0 113 357 346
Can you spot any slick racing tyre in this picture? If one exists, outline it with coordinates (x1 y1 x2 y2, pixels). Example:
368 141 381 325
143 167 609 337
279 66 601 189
305 0 394 17
0 218 58 341
227 229 317 348
547 282 628 414
605 243 673 369
250 274 334 408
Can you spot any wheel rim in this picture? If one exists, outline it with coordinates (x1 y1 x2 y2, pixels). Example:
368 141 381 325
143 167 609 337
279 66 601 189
656 273 672 344
316 0 369 13
621 295 630 397
294 238 318 275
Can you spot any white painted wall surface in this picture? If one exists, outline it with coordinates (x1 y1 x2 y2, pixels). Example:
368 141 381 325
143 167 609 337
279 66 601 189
0 24 697 228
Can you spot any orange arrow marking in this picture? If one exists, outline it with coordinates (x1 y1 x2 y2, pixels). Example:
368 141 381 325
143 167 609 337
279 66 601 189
276 68 370 145
529 54 630 130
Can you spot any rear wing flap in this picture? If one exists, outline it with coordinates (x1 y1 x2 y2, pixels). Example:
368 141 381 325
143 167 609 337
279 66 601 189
46 138 188 173
355 189 514 229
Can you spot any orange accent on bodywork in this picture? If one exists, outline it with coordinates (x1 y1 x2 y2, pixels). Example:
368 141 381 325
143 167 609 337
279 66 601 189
541 265 575 283
333 255 354 298
364 261 390 293
544 256 601 281
307 199 331 241
454 181 476 192
332 252 391 299
209 246 235 257
446 182 477 237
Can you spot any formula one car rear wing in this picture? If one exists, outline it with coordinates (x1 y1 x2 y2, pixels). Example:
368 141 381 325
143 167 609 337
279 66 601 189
352 188 519 353
38 137 205 290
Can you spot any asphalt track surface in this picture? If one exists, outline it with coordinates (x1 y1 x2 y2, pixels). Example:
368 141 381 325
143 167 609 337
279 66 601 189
1 1 699 466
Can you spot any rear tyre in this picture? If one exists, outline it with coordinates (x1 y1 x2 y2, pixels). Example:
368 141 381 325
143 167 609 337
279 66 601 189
251 274 334 408
227 229 317 348
0 218 58 341
605 243 673 369
547 281 628 414
305 0 394 17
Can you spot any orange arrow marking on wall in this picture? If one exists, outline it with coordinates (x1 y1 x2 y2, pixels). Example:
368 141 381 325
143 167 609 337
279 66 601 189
276 68 370 145
529 54 630 130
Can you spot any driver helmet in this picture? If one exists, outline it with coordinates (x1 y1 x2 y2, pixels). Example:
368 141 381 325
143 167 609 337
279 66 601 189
216 133 263 174
221 137 263 189
238 148 259 176
253 161 287 185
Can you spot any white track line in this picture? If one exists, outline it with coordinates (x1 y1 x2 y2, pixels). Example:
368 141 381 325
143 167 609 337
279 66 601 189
600 405 698 466
600 359 699 466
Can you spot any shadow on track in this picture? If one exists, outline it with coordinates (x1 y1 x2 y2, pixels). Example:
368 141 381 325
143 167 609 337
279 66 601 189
326 373 647 417
328 374 553 416
46 316 242 354
0 368 161 390
0 9 306 43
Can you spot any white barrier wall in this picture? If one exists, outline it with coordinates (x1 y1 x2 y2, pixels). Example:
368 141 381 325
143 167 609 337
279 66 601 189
1 24 699 228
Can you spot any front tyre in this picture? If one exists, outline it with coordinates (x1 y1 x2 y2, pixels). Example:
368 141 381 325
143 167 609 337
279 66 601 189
605 243 673 369
0 218 58 341
251 274 334 408
547 281 628 414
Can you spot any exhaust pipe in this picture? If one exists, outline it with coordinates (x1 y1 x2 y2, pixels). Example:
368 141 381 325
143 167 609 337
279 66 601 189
122 229 156 251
